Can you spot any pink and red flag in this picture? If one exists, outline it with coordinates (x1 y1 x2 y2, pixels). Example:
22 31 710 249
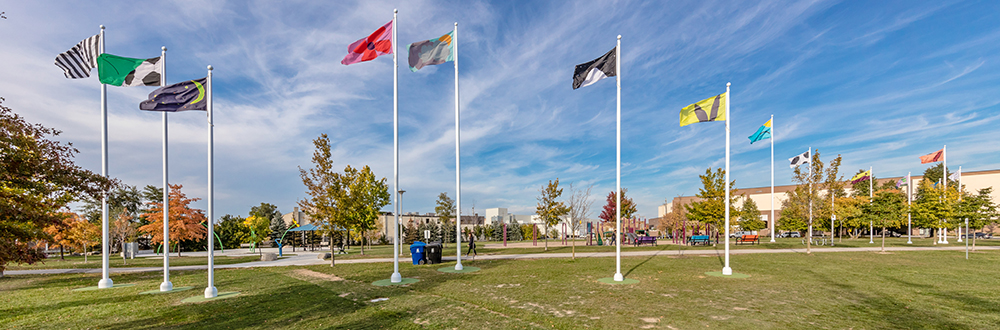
341 20 393 65
919 149 944 164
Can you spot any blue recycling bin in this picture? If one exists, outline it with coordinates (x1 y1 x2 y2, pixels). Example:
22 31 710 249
409 241 427 265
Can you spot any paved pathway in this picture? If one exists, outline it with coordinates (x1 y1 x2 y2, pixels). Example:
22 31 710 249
7 245 997 276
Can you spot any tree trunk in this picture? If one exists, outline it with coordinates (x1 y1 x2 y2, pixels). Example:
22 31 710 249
59 245 64 260
881 228 886 252
544 225 549 251
973 232 977 252
330 233 336 267
572 228 576 260
177 243 182 257
84 244 88 263
806 223 812 254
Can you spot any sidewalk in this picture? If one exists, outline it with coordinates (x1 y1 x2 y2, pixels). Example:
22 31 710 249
7 245 996 276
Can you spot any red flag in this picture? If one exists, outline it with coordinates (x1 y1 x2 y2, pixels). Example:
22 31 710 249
341 20 393 65
919 149 944 164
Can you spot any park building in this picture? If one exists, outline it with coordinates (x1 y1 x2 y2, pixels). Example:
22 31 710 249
655 168 1000 237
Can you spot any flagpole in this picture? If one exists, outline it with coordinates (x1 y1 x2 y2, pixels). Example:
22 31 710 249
907 172 912 244
390 9 402 284
723 82 732 276
159 46 173 292
96 25 114 289
869 166 873 244
769 114 775 243
454 22 464 271
942 145 947 244
807 146 812 253
613 35 623 282
957 165 963 242
205 65 218 298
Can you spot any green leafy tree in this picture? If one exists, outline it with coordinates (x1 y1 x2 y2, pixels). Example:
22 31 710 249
520 224 533 241
955 187 998 251
685 168 738 239
781 151 830 253
434 192 456 244
216 214 247 250
912 178 960 238
737 196 765 232
536 179 569 250
249 202 281 243
340 165 390 254
0 99 114 276
298 134 348 266
863 189 908 251
80 185 142 225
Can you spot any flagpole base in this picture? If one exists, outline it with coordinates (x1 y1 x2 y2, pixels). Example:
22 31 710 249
722 267 733 276
204 286 217 298
390 272 402 283
455 262 463 271
613 273 623 282
160 281 173 292
98 278 113 289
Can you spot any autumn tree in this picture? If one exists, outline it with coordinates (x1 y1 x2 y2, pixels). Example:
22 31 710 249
686 168 738 240
67 215 100 263
110 212 138 264
138 184 207 257
242 215 270 255
0 98 114 276
536 179 569 251
599 188 638 241
249 202 280 243
43 212 77 260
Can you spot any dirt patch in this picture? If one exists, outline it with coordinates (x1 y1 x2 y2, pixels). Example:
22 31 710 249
290 269 343 282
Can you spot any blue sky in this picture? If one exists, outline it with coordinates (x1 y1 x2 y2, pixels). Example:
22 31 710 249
3 0 999 220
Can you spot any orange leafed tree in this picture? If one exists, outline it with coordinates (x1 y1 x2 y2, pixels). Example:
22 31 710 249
43 211 77 260
139 184 207 256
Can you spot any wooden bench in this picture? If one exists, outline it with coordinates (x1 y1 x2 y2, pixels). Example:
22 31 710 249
736 235 759 245
634 236 657 246
689 235 710 246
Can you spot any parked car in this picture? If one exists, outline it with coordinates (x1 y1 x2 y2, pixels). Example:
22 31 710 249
729 231 756 238
781 231 801 238
964 232 992 239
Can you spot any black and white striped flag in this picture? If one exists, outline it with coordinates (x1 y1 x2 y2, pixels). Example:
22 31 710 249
55 34 100 79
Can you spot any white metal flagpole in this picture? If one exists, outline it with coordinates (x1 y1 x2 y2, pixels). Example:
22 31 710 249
97 25 113 289
907 172 912 244
808 146 812 247
957 165 963 242
159 46 173 292
613 35 623 282
770 114 775 243
869 166 873 244
942 145 948 244
723 82 732 276
390 9 402 284
454 22 463 271
205 65 217 298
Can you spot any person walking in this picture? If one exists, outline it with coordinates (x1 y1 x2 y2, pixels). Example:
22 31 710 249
466 232 477 259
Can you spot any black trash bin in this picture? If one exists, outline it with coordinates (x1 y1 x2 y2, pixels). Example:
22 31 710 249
426 242 443 264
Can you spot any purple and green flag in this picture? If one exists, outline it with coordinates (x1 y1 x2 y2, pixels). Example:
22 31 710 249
139 78 207 112
408 31 454 72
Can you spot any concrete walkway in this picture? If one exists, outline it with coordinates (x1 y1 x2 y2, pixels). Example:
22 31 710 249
7 245 997 276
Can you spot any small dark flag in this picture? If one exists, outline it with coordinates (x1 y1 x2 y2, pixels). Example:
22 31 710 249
572 47 617 89
139 78 207 112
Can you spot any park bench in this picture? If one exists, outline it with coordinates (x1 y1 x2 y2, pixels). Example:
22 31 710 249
689 235 710 246
634 236 657 246
736 235 759 245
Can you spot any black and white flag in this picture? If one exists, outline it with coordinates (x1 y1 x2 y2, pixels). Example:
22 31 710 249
572 47 617 89
55 34 100 79
789 150 810 168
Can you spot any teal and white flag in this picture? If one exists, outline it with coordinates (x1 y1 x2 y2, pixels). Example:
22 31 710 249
407 31 454 72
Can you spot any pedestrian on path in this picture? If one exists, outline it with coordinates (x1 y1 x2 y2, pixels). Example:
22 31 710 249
466 233 477 259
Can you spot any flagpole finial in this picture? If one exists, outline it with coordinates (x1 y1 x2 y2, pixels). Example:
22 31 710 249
394 8 398 13
207 65 213 71
617 35 621 40
727 82 731 87
162 46 167 51
455 22 458 26
100 25 105 30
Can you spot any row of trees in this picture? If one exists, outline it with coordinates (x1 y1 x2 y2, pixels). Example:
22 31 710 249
299 134 390 266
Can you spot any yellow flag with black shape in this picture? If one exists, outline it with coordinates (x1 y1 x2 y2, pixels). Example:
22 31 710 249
680 92 727 127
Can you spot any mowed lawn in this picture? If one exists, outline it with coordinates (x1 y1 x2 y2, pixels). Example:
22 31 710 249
3 249 999 329
5 255 263 270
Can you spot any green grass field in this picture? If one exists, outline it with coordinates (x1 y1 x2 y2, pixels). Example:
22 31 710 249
323 236 1000 260
3 248 998 329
